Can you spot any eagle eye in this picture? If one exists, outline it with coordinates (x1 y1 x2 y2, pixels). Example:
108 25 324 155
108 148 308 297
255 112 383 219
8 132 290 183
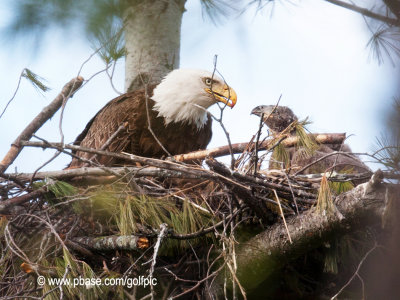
204 78 213 86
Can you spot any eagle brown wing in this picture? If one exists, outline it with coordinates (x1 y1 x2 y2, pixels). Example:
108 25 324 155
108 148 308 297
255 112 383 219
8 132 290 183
69 86 212 167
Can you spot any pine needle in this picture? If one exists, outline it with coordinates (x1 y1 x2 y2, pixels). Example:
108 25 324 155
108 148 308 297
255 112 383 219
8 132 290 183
316 175 335 215
294 119 318 156
50 248 106 299
367 24 400 65
33 179 78 205
273 189 292 243
90 18 125 65
323 241 339 274
269 118 317 170
47 179 77 198
270 143 290 169
22 68 50 93
200 0 238 24
329 181 354 195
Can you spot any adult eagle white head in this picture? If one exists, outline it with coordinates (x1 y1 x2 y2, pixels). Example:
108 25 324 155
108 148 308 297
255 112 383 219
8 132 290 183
69 69 237 167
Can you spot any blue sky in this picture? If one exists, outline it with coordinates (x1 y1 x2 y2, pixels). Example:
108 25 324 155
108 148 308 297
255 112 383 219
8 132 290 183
0 0 398 173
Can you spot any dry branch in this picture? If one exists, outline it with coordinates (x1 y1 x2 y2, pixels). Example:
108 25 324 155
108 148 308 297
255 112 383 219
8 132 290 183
206 159 298 219
3 167 373 187
73 235 150 251
0 77 84 174
1 126 383 299
18 134 345 168
173 133 346 162
21 141 204 172
3 166 373 188
20 262 58 277
206 159 316 201
17 141 254 191
0 138 392 300
6 166 205 182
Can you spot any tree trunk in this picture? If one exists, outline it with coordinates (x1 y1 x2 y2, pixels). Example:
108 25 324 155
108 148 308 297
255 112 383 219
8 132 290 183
123 0 186 92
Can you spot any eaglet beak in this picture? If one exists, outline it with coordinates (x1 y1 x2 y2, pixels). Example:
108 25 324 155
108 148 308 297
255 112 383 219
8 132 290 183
206 84 237 108
251 105 273 117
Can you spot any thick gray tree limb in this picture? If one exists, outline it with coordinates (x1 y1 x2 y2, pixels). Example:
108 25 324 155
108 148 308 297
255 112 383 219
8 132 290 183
214 170 389 293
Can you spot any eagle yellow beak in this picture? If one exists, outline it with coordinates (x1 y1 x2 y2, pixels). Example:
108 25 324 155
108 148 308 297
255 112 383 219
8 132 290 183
205 84 237 108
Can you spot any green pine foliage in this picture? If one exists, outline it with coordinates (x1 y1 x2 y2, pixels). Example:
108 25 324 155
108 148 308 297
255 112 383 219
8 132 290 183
294 119 318 156
270 143 289 169
47 179 78 198
269 118 317 170
68 183 216 253
42 249 108 300
329 180 354 195
115 193 215 253
90 17 125 65
5 0 237 50
22 68 50 93
374 99 400 173
34 178 78 204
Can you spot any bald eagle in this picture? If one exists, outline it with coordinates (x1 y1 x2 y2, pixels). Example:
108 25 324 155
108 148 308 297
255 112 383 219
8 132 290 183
69 69 237 167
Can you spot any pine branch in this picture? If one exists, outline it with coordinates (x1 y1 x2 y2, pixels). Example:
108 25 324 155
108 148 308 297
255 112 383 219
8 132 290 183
324 0 400 26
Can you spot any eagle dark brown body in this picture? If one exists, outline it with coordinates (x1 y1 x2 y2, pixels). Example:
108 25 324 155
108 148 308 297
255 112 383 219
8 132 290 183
69 86 212 167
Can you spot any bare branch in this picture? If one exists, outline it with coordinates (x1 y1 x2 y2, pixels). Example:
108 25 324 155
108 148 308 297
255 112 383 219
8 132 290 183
0 77 84 174
17 141 258 190
149 223 168 300
4 166 207 183
293 150 372 176
173 133 347 162
0 187 47 214
0 69 25 120
72 235 150 251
